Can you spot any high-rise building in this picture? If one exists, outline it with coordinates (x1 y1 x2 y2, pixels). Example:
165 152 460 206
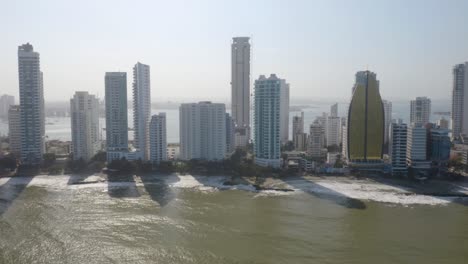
18 43 45 165
410 97 431 126
231 37 251 147
436 117 449 130
149 113 167 164
105 72 129 161
406 124 430 171
70 91 100 161
133 62 151 160
225 113 235 154
292 112 305 150
330 103 338 117
179 102 226 161
347 71 384 166
326 116 341 147
308 121 325 158
8 105 21 156
389 122 407 176
341 118 348 160
279 79 290 144
0 95 15 118
451 62 468 139
383 100 392 145
429 127 451 175
254 74 281 168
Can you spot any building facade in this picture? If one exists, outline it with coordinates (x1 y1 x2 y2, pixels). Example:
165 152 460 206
279 79 290 144
0 94 15 118
70 92 100 161
326 116 341 147
133 62 151 160
347 71 384 166
383 100 392 145
451 62 468 139
436 117 449 130
179 102 226 161
406 124 430 172
225 113 235 154
18 43 45 165
429 128 451 175
308 121 325 158
231 37 251 147
254 74 281 168
410 97 431 126
8 105 21 156
105 72 128 161
149 113 167 164
389 122 408 176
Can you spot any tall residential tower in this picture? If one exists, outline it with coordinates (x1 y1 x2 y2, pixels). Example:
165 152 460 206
452 62 468 139
231 37 251 147
18 43 45 165
133 62 151 160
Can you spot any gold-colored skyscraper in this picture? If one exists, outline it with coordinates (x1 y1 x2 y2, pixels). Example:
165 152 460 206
347 71 384 165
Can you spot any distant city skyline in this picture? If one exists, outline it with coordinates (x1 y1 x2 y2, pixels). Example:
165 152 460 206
1 0 468 101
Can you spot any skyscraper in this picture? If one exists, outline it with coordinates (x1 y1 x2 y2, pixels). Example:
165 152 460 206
292 112 306 150
149 113 167 164
330 103 338 117
179 102 226 161
406 124 430 171
326 116 341 147
279 79 290 144
254 74 281 168
105 72 128 161
410 97 431 126
308 121 325 158
389 121 407 176
18 43 45 165
451 62 468 139
231 37 251 147
383 100 392 145
70 91 100 161
8 105 21 156
347 71 384 166
0 94 15 118
225 113 235 154
133 62 151 160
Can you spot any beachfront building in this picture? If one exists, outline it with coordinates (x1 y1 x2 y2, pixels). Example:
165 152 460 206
231 37 251 148
8 105 21 156
308 121 325 158
133 62 151 160
451 62 468 140
389 122 408 176
18 43 45 165
105 72 129 161
383 100 392 146
70 92 100 161
346 70 385 169
406 124 430 174
253 74 281 168
179 102 227 161
280 79 290 144
149 113 167 164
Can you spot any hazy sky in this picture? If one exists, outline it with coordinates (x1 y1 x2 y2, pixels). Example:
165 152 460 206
1 0 468 102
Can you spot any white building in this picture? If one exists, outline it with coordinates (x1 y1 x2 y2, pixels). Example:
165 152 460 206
452 62 468 139
8 105 21 156
254 74 281 168
231 37 251 147
389 122 407 176
437 117 449 130
179 102 226 161
166 144 180 160
383 100 392 145
18 43 45 165
308 121 325 158
410 97 431 126
149 113 167 164
279 79 290 144
0 94 15 118
406 124 430 170
326 116 341 147
133 62 151 160
105 72 129 161
292 112 305 150
70 91 100 161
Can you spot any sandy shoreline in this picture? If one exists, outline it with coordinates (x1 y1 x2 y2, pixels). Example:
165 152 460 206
1 173 468 206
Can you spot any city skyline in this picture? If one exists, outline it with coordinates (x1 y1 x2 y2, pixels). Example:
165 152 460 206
1 1 468 102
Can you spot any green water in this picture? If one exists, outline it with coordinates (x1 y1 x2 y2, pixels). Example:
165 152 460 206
0 175 467 264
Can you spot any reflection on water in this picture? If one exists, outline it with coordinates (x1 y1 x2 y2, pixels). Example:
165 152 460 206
0 175 467 264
